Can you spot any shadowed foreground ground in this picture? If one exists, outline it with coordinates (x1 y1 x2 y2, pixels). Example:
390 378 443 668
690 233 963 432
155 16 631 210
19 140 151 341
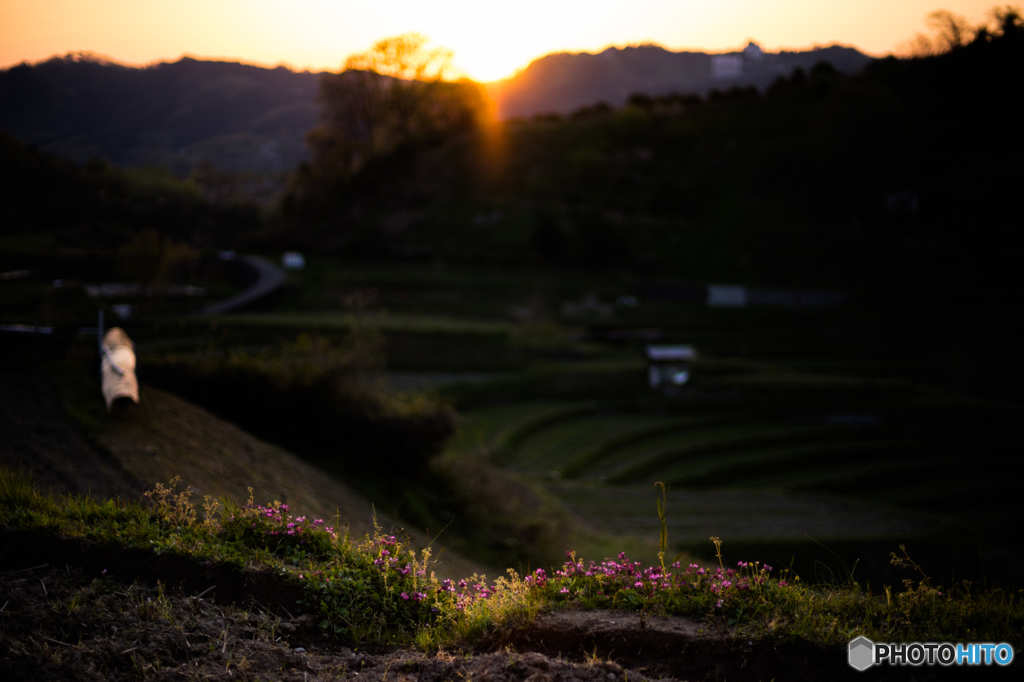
2 562 1013 682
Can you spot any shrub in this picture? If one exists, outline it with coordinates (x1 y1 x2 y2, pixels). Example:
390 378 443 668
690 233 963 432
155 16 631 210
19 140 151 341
142 333 456 478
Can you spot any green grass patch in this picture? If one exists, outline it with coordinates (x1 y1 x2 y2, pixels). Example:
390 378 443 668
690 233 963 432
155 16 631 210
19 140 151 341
558 414 731 478
200 311 514 337
604 424 840 484
487 403 599 464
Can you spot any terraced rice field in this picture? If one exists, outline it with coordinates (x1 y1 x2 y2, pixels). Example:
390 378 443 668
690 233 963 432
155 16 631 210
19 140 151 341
448 367 1018 551
463 401 893 487
545 483 936 543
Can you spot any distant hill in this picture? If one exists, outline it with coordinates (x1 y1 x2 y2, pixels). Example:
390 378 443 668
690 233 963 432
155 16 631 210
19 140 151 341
487 42 873 118
0 54 323 175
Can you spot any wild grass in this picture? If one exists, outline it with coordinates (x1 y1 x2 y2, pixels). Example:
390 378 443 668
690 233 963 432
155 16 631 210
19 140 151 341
2 465 1021 651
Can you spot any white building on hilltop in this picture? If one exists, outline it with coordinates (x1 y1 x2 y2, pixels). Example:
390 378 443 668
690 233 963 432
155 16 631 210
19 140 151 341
743 41 765 61
711 54 742 79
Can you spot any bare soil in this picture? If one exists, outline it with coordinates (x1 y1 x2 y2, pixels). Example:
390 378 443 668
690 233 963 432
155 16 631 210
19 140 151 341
0 563 652 682
510 610 1023 681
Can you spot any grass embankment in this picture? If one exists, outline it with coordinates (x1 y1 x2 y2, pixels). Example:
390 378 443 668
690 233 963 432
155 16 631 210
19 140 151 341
3 467 1021 653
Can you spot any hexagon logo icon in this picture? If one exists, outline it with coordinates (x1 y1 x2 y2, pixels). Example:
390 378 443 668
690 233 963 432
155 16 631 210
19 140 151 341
848 636 875 671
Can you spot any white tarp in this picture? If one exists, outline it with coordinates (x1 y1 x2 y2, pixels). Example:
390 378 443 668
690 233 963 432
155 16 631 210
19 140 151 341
101 327 139 410
645 345 698 361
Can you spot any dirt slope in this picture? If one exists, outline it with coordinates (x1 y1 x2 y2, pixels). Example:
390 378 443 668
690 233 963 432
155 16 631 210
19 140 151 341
0 369 142 500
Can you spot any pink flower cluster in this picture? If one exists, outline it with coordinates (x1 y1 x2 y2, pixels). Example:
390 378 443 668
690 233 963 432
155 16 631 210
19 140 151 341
400 591 427 602
220 500 339 559
370 535 425 577
545 551 787 603
524 568 548 588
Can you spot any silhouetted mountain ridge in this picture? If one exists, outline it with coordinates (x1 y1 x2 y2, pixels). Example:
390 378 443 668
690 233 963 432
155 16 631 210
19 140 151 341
488 42 873 118
1 44 873 174
0 54 323 175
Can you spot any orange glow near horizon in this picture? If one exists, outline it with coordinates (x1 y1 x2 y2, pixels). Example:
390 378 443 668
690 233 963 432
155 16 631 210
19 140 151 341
0 0 1004 82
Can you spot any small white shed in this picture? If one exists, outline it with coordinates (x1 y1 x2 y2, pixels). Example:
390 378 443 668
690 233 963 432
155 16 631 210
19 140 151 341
645 345 697 390
282 252 305 270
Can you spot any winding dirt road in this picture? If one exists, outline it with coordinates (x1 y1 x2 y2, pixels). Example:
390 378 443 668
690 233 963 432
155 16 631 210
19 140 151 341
200 255 287 314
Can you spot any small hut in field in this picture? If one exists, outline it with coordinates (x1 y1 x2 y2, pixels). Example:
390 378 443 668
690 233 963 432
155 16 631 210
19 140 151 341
645 344 697 390
101 327 139 410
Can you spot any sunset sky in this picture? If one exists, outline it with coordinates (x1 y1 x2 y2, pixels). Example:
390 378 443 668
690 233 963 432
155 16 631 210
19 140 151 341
0 0 1003 82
